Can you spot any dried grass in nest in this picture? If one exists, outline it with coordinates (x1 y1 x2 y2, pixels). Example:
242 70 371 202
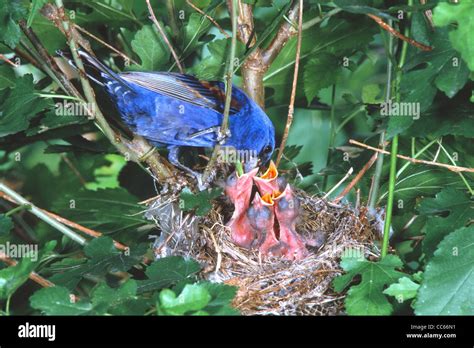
145 189 379 316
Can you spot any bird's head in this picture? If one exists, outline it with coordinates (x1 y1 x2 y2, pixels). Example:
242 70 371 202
237 107 275 173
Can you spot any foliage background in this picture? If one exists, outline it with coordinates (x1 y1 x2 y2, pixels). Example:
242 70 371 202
0 0 472 315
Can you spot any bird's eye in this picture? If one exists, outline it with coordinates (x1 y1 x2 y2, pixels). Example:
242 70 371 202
263 145 272 154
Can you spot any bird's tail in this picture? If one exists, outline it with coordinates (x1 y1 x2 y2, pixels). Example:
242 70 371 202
56 49 129 89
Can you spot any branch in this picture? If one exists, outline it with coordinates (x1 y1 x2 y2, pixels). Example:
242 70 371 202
261 1 300 66
146 0 184 73
349 139 474 173
74 24 139 65
275 0 303 167
333 152 378 203
0 183 87 245
202 0 238 185
0 53 19 67
367 14 432 51
0 190 128 251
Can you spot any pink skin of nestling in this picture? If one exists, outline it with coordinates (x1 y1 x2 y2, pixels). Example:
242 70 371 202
225 168 259 248
246 192 283 256
273 185 308 260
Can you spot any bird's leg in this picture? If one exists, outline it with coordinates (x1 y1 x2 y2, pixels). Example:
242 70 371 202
168 146 207 190
186 126 231 145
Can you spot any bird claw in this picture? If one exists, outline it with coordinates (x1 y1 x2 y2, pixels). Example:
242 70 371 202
195 173 208 191
216 128 231 145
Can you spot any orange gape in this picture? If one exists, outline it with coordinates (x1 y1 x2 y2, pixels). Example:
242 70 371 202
225 163 308 260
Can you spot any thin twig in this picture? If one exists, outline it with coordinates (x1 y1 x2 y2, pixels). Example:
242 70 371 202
0 252 55 288
333 153 378 203
0 183 87 245
323 167 354 199
201 0 238 186
186 0 230 38
74 24 139 65
0 190 128 251
349 139 474 173
275 0 303 167
367 13 432 51
146 0 184 73
0 53 19 67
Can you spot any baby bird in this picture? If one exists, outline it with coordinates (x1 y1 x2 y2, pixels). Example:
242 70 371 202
273 185 307 260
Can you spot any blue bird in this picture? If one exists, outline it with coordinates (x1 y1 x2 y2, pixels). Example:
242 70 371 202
66 50 275 188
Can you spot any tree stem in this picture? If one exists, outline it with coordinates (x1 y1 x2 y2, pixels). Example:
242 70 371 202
202 0 238 185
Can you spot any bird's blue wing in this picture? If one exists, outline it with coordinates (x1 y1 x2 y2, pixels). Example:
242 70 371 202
120 71 241 114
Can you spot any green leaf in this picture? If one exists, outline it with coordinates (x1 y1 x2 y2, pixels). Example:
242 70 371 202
183 13 211 52
387 29 470 137
362 84 383 104
0 74 50 137
26 109 90 136
0 0 28 48
379 166 465 210
404 92 474 139
265 17 376 104
333 0 396 20
0 258 35 300
417 188 473 259
304 53 341 104
0 65 16 90
191 38 245 80
137 256 201 294
0 241 56 299
179 187 222 216
199 281 238 315
30 286 93 315
333 254 405 315
415 226 474 315
159 283 211 315
52 188 146 234
433 1 474 71
0 214 13 235
383 277 420 302
49 237 147 289
27 0 47 27
131 25 170 70
91 279 138 314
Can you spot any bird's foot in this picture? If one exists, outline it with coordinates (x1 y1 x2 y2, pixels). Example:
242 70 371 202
216 128 231 145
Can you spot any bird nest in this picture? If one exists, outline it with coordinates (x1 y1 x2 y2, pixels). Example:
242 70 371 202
144 188 378 315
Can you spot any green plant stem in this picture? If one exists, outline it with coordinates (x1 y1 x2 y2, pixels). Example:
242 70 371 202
323 84 337 191
5 204 31 217
5 295 11 316
396 138 438 178
368 25 394 211
302 8 342 31
0 183 87 245
202 0 238 185
382 2 413 258
437 141 474 195
382 136 397 258
334 105 365 135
